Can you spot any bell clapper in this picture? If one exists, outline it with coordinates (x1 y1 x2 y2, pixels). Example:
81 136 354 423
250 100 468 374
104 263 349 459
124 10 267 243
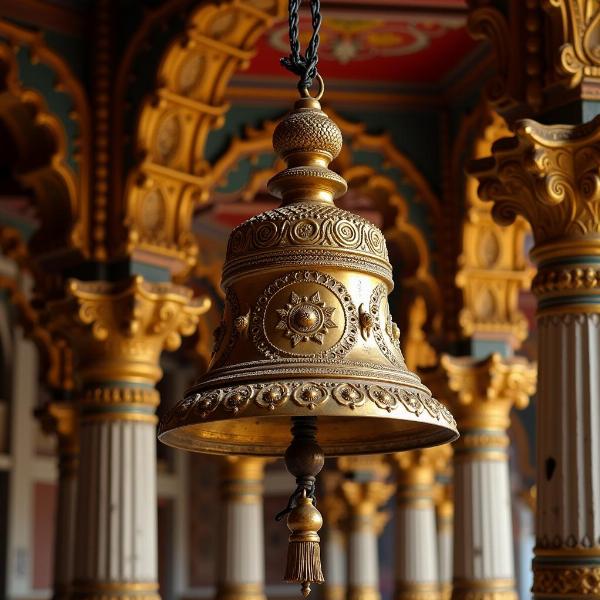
277 416 325 597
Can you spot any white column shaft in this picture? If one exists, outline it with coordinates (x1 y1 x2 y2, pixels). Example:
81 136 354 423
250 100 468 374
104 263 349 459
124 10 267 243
220 500 264 584
348 526 379 588
453 458 514 581
324 529 346 587
396 505 439 585
537 314 600 546
74 419 157 583
437 525 452 589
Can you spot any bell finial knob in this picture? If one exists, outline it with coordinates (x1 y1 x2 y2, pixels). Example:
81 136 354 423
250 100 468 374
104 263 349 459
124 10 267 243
268 94 347 205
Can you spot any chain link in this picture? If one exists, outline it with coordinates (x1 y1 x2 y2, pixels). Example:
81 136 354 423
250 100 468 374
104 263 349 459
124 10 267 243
280 0 322 92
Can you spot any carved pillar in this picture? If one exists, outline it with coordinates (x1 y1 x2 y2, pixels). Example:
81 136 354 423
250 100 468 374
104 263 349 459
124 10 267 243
442 353 536 600
51 277 207 600
216 457 267 600
340 458 394 600
471 116 600 598
392 447 451 600
435 485 453 600
38 402 79 600
321 474 348 600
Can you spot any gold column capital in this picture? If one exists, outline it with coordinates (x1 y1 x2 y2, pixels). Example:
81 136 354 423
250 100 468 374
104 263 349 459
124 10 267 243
441 353 536 433
434 483 454 523
470 116 600 262
219 456 269 502
221 456 269 480
391 445 452 489
320 471 348 529
337 455 391 482
49 276 210 386
341 480 395 525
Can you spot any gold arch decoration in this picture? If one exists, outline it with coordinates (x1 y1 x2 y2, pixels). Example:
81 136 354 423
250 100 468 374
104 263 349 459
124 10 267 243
454 105 534 348
188 109 443 366
0 21 91 268
124 0 287 276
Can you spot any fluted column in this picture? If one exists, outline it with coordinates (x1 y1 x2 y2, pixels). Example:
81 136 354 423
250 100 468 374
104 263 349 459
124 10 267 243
471 115 600 598
216 457 267 600
340 459 394 600
392 447 451 600
50 277 208 600
435 485 453 600
321 473 348 600
38 401 79 600
442 354 536 600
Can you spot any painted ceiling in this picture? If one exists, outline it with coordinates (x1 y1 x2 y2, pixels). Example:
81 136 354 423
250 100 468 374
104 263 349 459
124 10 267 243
236 2 479 88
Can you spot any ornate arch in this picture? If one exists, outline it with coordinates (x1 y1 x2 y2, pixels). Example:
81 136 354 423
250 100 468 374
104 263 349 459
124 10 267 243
453 103 533 347
123 0 287 275
0 21 91 266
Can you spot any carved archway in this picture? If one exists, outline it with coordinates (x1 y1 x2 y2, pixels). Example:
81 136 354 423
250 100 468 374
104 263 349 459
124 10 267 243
0 21 91 269
123 0 287 275
453 103 533 348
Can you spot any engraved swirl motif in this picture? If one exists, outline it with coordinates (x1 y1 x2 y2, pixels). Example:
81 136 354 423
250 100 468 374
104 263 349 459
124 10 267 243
369 284 406 368
226 203 390 262
159 380 455 433
251 271 358 361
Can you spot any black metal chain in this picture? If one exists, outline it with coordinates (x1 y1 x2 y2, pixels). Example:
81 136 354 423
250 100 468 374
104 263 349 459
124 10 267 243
280 0 322 92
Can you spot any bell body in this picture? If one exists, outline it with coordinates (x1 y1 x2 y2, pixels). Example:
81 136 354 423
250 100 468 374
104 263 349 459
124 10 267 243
159 98 458 456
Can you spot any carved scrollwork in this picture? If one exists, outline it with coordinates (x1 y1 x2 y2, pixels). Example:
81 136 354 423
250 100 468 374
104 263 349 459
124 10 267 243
160 380 456 433
226 204 389 263
470 116 600 251
533 565 600 596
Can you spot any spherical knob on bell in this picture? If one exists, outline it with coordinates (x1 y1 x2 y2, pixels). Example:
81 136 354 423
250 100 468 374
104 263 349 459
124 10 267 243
268 98 347 204
273 98 343 166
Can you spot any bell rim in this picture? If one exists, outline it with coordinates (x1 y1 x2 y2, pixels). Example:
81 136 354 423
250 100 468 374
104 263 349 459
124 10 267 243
158 412 458 458
159 376 458 457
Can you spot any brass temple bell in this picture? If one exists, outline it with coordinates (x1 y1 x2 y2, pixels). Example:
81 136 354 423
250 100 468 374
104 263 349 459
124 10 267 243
159 4 458 595
159 93 457 454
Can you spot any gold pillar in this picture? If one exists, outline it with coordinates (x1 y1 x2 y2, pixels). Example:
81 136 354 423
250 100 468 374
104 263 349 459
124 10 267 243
471 116 600 598
442 353 536 600
216 457 268 600
38 402 79 600
340 458 394 600
392 447 451 600
49 276 208 600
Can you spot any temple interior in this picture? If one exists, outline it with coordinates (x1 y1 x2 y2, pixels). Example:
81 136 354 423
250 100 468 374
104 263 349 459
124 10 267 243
0 1 598 600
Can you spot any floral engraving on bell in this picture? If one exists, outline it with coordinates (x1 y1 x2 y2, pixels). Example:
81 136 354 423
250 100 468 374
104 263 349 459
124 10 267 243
276 291 337 347
367 385 398 412
251 270 358 360
223 385 253 414
255 383 288 410
332 383 365 409
293 382 328 409
159 381 457 435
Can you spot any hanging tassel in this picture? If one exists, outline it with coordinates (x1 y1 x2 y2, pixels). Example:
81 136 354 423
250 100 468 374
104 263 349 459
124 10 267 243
284 493 324 597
